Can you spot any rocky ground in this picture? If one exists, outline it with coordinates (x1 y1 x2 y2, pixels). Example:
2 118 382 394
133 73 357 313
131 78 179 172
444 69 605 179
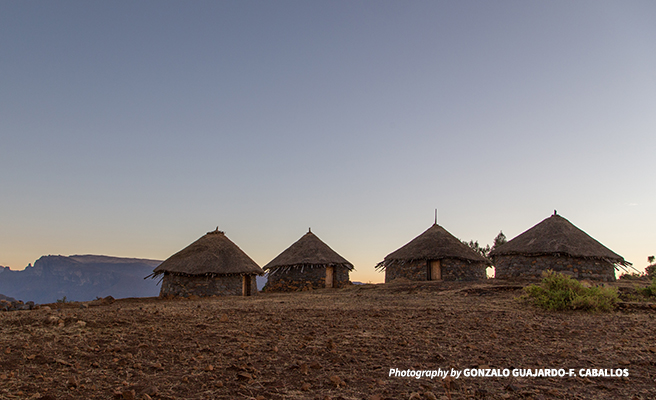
0 280 655 400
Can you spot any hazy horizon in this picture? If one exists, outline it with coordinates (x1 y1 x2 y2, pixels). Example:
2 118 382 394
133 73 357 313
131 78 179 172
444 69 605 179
2 1 655 282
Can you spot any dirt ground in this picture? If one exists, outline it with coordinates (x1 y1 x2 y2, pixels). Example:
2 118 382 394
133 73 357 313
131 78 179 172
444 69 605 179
1 280 655 400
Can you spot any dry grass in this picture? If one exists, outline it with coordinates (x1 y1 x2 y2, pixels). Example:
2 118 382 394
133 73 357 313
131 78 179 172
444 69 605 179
1 280 655 400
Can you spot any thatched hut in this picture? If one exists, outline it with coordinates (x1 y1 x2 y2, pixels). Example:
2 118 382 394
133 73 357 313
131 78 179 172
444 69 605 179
152 229 264 297
376 223 489 282
489 212 630 281
263 229 353 291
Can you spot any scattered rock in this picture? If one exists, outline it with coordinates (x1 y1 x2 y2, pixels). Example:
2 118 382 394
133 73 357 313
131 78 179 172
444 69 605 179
299 362 309 375
505 384 520 392
424 391 438 400
443 376 457 391
329 375 345 388
237 372 252 380
142 386 158 396
67 376 78 388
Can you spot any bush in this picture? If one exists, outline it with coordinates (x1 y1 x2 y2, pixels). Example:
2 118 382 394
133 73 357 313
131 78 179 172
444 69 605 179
524 270 618 312
639 276 656 297
619 272 646 280
646 264 656 278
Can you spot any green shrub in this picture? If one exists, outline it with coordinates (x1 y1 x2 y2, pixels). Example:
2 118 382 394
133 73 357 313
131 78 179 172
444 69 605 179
523 270 618 312
639 276 656 297
646 264 656 278
619 272 646 280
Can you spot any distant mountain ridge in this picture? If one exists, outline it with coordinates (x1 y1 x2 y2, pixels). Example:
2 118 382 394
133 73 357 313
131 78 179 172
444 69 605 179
0 255 162 304
0 255 268 304
0 293 17 302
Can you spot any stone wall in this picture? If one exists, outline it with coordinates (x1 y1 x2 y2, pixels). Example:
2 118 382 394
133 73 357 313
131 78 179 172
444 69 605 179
385 259 487 283
441 259 488 281
159 273 259 297
264 265 350 292
493 255 616 282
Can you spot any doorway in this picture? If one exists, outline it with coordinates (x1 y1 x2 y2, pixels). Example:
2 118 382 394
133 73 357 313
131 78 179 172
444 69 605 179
429 260 442 281
242 275 252 296
325 266 334 288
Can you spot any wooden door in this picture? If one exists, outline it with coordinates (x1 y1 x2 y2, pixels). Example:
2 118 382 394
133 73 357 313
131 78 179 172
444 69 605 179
242 275 252 296
430 260 442 281
325 266 334 288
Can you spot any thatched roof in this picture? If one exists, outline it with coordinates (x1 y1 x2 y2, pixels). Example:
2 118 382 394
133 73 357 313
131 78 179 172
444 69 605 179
376 224 490 270
152 229 264 277
263 229 354 271
489 213 630 266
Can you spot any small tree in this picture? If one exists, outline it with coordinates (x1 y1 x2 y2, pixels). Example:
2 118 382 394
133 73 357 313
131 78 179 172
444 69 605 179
647 255 656 278
492 231 507 250
463 240 491 260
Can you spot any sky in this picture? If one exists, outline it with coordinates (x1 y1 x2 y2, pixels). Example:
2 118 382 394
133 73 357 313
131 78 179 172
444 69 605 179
1 1 655 283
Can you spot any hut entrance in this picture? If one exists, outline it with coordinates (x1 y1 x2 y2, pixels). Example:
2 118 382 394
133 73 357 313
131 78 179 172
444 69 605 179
325 266 334 288
429 260 442 281
242 275 252 296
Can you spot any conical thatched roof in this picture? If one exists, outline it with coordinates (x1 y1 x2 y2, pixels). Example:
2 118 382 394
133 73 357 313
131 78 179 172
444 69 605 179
377 224 490 269
153 229 264 276
489 213 629 266
263 229 354 271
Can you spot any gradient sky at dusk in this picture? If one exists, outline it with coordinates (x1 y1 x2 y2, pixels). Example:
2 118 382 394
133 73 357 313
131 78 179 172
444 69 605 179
2 1 655 283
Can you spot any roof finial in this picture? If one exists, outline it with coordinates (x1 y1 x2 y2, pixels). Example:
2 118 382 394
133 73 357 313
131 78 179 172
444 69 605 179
554 210 557 216
308 227 311 233
208 226 224 234
434 209 438 225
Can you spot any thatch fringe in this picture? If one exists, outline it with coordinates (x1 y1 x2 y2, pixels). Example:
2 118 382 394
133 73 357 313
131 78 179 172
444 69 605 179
266 263 348 276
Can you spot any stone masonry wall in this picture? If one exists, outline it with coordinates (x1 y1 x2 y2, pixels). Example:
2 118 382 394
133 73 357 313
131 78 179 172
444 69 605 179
385 259 487 283
385 260 427 282
441 259 488 281
264 265 350 292
159 273 259 297
493 255 616 282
